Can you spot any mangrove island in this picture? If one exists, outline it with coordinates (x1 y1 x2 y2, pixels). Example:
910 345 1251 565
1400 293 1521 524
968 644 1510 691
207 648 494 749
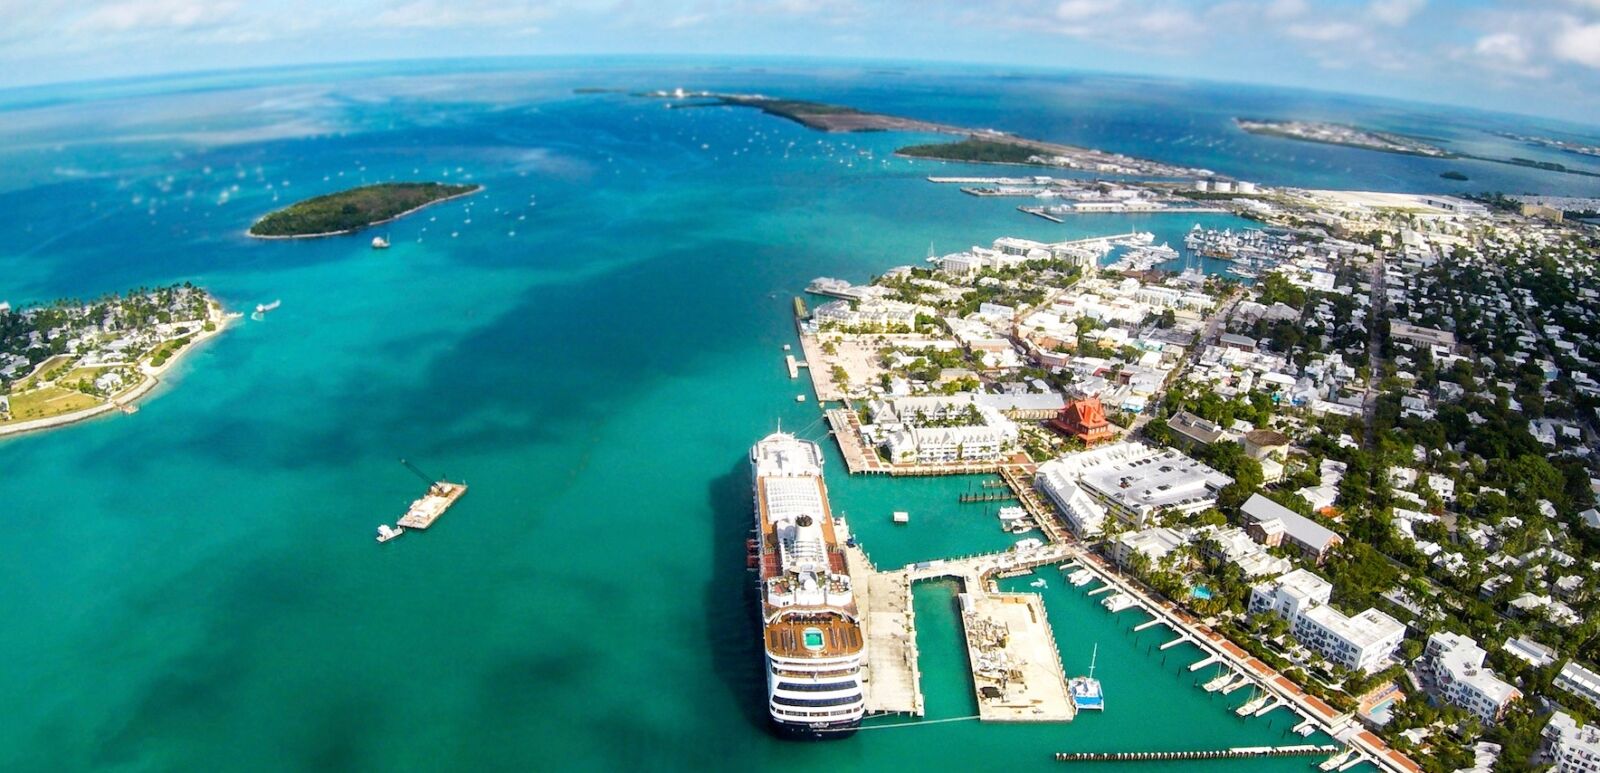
248 182 481 238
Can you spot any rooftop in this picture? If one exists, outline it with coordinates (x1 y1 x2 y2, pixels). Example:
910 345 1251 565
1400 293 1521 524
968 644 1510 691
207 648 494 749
1242 494 1341 551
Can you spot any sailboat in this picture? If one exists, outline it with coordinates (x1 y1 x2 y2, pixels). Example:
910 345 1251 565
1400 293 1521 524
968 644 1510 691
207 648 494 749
1069 644 1104 710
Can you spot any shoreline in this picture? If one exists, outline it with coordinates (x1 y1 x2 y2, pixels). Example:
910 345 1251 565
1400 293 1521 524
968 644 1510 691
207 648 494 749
891 151 1202 180
245 185 483 240
0 301 233 440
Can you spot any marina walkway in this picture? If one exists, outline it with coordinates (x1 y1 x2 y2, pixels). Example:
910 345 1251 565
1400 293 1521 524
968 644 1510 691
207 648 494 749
1055 546 1420 773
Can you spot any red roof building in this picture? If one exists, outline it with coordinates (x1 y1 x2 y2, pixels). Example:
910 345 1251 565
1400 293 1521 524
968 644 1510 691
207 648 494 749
1050 397 1115 445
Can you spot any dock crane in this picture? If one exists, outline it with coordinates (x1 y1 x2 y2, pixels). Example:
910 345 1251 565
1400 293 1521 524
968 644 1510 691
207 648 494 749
399 458 440 485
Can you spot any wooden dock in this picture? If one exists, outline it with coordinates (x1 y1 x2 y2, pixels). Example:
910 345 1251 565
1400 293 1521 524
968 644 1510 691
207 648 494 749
1055 745 1339 763
396 481 467 530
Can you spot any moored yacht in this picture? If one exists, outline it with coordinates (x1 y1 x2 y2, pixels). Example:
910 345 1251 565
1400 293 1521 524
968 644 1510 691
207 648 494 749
750 431 866 739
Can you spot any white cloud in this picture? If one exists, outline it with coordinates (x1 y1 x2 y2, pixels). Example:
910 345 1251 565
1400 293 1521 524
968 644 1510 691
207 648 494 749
371 0 550 31
70 0 242 34
1056 0 1119 21
1264 0 1308 21
1553 22 1600 68
1471 31 1550 78
1285 21 1365 41
1368 0 1423 27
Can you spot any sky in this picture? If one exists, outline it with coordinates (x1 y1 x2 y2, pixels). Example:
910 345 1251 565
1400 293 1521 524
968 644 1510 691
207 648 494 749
2 0 1600 127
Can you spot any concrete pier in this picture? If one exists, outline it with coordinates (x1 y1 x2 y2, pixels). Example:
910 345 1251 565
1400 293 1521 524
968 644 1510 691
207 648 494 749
1132 618 1164 632
845 544 925 717
1159 635 1190 651
959 591 1074 722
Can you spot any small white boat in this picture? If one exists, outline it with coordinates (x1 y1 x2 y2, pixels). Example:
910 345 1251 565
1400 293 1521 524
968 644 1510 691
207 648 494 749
251 299 281 320
892 511 910 524
1014 538 1045 552
371 235 390 249
1102 593 1137 613
1319 749 1354 771
376 524 404 543
1029 578 1047 588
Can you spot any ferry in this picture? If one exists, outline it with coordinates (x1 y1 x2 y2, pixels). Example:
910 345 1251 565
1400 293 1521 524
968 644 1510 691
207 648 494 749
750 432 865 740
1069 643 1104 711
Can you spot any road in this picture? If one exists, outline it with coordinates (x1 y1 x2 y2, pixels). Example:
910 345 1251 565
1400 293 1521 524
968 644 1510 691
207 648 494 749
1361 254 1386 447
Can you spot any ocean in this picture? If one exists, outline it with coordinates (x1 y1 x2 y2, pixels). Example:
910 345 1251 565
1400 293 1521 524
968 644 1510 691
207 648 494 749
1 58 1593 771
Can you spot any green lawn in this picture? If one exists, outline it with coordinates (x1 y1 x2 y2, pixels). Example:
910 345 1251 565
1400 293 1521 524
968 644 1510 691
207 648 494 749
1 385 104 423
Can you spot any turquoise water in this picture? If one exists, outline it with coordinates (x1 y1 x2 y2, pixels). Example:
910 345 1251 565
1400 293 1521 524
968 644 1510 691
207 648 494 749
0 59 1572 770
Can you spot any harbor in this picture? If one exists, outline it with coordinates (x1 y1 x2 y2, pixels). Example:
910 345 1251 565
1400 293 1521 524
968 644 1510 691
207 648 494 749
826 464 1400 771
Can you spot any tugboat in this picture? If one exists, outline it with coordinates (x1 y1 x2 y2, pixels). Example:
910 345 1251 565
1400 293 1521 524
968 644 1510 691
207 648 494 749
1069 644 1104 710
376 524 404 543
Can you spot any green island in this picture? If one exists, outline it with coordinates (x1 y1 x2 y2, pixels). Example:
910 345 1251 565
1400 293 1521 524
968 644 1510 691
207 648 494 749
0 284 229 436
248 182 481 238
897 137 1040 164
1439 170 1468 181
717 96 864 124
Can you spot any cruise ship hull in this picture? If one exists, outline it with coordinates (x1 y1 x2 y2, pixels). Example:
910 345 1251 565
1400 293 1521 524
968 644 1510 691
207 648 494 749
768 716 860 740
750 432 867 742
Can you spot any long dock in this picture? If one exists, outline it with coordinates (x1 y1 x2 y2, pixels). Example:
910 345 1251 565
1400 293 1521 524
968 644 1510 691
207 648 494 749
846 543 926 717
1055 745 1339 763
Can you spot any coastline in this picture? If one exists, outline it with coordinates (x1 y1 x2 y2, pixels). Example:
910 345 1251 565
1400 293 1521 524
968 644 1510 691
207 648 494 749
1237 127 1455 159
245 185 483 240
0 301 234 440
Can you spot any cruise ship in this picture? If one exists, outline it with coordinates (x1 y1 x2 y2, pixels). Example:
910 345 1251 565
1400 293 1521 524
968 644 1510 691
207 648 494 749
749 431 866 739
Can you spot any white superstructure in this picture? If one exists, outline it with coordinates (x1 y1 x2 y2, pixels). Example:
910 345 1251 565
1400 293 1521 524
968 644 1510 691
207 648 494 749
751 432 865 738
1249 569 1404 675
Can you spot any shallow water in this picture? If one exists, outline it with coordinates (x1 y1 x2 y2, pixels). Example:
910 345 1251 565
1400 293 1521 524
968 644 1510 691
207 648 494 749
3 58 1568 770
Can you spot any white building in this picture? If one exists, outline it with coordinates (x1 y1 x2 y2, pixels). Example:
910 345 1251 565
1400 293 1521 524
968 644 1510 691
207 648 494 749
1546 711 1600 773
1557 661 1600 711
1425 632 1521 724
1033 442 1231 535
1197 525 1293 578
885 425 1012 464
1249 569 1404 675
1111 526 1190 568
871 394 1019 464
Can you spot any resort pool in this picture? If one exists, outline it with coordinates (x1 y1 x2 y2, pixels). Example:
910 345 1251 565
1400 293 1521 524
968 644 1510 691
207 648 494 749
1191 586 1213 600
